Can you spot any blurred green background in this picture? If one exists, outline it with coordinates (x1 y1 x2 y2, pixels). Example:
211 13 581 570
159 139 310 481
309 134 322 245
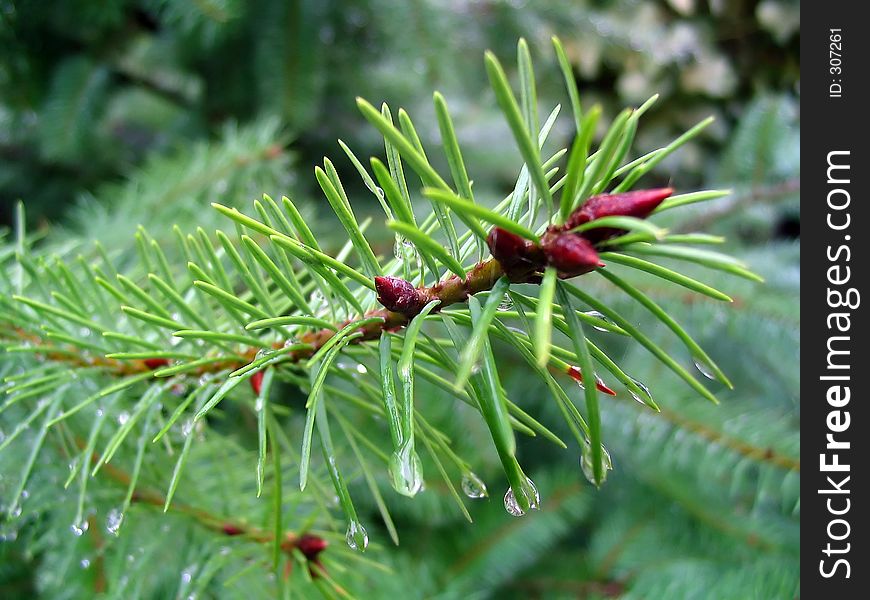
1 0 799 597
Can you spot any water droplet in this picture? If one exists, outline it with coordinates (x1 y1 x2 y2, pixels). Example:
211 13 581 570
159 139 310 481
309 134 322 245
9 503 22 519
180 567 194 584
628 377 654 407
503 477 540 517
254 397 264 412
498 296 514 311
181 419 194 437
20 490 29 500
79 327 92 337
255 348 272 361
580 438 613 486
345 520 369 551
355 363 368 375
388 443 424 497
692 355 717 380
70 518 89 536
117 411 130 426
95 408 104 418
393 236 406 260
80 558 91 569
106 508 124 536
460 472 488 499
583 310 614 332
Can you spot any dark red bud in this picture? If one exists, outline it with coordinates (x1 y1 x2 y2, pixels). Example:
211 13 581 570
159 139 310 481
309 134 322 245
487 227 527 269
486 227 546 282
570 188 673 227
143 357 170 370
375 276 425 315
297 534 328 560
250 370 264 395
566 366 617 396
221 523 244 536
541 233 602 277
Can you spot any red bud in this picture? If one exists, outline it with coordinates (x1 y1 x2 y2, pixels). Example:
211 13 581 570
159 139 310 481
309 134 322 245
571 188 673 226
487 227 527 269
143 358 170 370
221 523 244 536
375 276 425 315
541 233 602 277
566 188 673 243
297 534 328 560
250 370 264 395
486 227 546 282
566 366 617 396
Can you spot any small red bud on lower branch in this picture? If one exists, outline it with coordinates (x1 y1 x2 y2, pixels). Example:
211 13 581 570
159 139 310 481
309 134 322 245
143 357 170 370
250 370 264 395
375 276 426 316
566 366 617 396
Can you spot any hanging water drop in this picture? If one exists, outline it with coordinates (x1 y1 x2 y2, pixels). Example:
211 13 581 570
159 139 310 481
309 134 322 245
355 363 368 375
388 443 424 497
628 377 654 407
393 236 406 260
503 477 540 517
181 419 194 437
80 558 91 569
498 295 514 312
70 518 89 536
580 438 613 486
117 411 130 426
460 472 488 499
583 310 614 332
692 354 717 380
254 397 265 412
345 520 369 552
106 508 124 536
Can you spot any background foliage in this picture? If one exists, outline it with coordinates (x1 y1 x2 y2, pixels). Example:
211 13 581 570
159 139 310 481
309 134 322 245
1 1 799 598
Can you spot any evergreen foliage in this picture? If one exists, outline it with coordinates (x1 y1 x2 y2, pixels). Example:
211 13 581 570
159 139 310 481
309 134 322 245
0 23 799 600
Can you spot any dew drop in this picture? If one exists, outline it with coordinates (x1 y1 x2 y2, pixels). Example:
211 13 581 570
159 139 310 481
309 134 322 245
80 558 91 569
106 508 124 536
117 411 130 426
254 397 264 412
497 295 514 312
580 438 613 486
628 377 654 407
181 419 194 437
355 363 368 375
393 236 406 260
9 503 22 519
503 477 540 517
254 348 272 361
70 518 89 536
388 443 424 497
692 355 717 380
583 310 614 332
345 520 369 552
460 472 488 499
